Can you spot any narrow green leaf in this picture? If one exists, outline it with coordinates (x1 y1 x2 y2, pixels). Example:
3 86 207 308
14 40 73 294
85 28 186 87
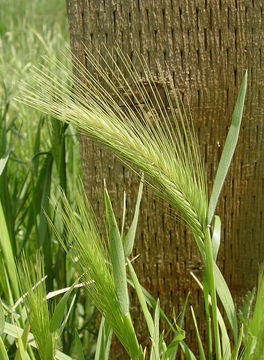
204 227 221 360
127 277 175 333
0 200 19 298
57 294 76 338
202 268 213 360
0 299 4 335
177 292 190 328
208 71 247 224
150 300 160 360
74 330 85 360
231 325 243 360
124 174 144 256
191 306 206 360
211 216 221 261
214 263 238 343
179 342 197 360
104 185 129 316
0 152 9 177
14 321 31 360
0 337 9 360
121 191 126 239
50 285 75 333
16 329 27 360
127 258 154 336
218 305 231 360
94 317 113 360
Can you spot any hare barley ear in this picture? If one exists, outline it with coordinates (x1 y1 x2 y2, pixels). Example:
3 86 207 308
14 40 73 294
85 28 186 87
18 47 208 238
18 252 56 360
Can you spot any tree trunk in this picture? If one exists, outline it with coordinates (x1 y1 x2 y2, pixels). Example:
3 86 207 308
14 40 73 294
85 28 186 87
66 0 264 356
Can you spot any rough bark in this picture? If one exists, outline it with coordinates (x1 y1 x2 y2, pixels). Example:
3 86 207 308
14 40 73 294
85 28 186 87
66 0 264 357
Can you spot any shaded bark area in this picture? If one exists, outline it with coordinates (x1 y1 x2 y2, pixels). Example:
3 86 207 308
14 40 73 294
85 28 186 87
66 0 264 356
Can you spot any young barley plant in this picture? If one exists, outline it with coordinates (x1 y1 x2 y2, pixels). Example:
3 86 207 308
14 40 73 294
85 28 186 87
15 47 264 359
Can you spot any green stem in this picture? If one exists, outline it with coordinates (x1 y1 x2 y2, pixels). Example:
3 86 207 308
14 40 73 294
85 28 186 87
204 226 221 360
203 272 213 360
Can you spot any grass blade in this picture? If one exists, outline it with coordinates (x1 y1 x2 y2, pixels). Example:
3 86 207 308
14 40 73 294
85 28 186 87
0 152 9 176
0 200 19 298
124 173 144 256
231 325 243 360
0 300 4 335
150 300 160 360
104 185 129 316
50 285 75 333
214 263 238 343
94 317 113 360
127 258 154 336
208 71 247 224
204 227 221 360
74 330 85 360
0 337 9 360
16 328 27 360
211 216 221 261
179 342 197 360
190 306 206 360
127 277 175 333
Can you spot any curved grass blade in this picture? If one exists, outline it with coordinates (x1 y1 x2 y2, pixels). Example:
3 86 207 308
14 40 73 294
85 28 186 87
214 263 238 343
50 283 75 333
127 258 154 336
150 300 160 360
231 325 243 360
0 200 19 299
208 71 247 224
0 152 9 176
204 227 221 360
212 216 221 261
16 328 27 360
0 337 9 360
94 317 113 360
127 277 174 333
190 306 206 360
179 342 197 360
0 300 4 335
104 185 129 316
56 294 76 338
124 173 144 257
74 330 85 360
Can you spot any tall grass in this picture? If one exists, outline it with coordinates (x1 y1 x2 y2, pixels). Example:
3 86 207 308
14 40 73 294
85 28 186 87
13 45 263 359
0 1 98 358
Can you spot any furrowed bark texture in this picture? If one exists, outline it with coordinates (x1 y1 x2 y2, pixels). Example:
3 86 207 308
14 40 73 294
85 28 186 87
66 0 264 356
